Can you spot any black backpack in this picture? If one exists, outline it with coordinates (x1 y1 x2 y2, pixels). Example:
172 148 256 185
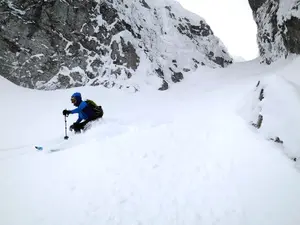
85 99 104 118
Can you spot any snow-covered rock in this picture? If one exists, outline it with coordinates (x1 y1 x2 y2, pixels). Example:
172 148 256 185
249 0 300 64
0 0 232 91
239 56 300 161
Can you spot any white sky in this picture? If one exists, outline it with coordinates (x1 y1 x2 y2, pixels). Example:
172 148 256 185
177 0 259 60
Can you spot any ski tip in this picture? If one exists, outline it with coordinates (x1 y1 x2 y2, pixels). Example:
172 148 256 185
35 146 43 151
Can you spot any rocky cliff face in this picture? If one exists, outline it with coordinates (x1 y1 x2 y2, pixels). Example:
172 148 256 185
249 0 300 64
0 0 232 91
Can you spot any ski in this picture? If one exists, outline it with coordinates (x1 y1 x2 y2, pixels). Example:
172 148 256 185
35 145 66 153
35 146 43 151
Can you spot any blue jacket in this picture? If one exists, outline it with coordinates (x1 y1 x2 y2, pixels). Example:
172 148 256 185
70 92 97 123
71 101 89 123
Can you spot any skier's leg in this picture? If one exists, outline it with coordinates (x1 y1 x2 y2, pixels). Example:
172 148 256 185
72 123 82 134
72 122 88 133
79 120 91 132
73 118 100 133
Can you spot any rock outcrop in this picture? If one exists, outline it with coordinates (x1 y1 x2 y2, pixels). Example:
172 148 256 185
0 0 232 91
249 0 300 64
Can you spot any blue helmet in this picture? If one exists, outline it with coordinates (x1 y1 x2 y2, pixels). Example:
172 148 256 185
71 92 82 106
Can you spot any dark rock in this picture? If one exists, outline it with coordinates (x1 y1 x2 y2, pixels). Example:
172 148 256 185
252 114 263 129
257 114 263 128
140 0 151 9
248 0 267 12
111 38 140 70
155 68 169 91
192 58 200 64
100 2 118 25
285 16 300 54
57 74 71 88
269 137 284 147
165 6 176 19
170 68 183 83
155 68 164 79
249 0 300 64
159 80 169 91
70 72 83 82
259 88 264 101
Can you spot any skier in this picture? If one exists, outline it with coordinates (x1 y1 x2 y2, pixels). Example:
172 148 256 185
62 92 104 133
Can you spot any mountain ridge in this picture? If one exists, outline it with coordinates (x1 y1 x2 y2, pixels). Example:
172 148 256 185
0 0 233 91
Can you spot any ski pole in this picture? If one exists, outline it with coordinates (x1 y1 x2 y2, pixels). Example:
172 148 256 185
64 115 69 140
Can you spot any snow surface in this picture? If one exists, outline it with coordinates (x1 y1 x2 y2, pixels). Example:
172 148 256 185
1 57 300 225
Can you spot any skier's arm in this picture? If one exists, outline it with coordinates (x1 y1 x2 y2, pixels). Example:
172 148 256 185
71 101 87 124
70 101 87 114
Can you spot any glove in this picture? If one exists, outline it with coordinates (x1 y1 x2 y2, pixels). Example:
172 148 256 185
63 109 71 116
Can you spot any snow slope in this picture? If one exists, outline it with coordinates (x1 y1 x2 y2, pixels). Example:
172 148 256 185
1 58 300 225
240 55 300 161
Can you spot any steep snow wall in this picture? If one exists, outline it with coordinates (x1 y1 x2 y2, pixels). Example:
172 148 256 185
240 56 300 162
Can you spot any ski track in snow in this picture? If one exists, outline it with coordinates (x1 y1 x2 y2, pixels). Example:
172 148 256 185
1 59 300 225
